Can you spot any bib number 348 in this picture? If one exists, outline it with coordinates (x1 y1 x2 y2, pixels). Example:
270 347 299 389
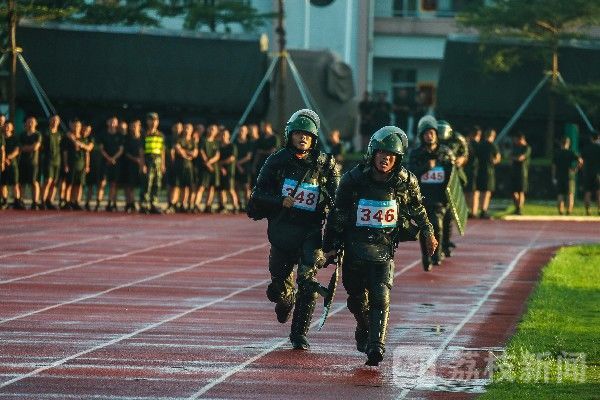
356 199 398 228
281 178 319 212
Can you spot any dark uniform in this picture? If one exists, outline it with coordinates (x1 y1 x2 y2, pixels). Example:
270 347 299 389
19 130 42 187
64 135 87 187
197 138 220 189
438 120 467 257
87 132 104 189
100 132 124 183
581 137 600 198
510 143 531 193
553 148 580 196
409 116 455 270
174 136 196 189
235 138 254 187
251 109 340 350
253 133 279 184
323 126 433 366
1 134 22 208
124 134 144 195
41 129 62 184
464 137 479 193
219 141 237 191
476 139 500 192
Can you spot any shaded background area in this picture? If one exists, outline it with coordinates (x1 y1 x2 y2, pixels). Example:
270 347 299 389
437 36 600 156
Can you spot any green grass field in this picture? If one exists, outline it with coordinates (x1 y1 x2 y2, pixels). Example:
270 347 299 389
493 199 600 218
479 245 600 399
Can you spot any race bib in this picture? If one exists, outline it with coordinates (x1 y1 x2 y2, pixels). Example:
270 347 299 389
281 178 320 212
356 199 398 228
421 166 445 184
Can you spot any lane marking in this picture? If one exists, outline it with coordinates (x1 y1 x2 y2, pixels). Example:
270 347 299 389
0 242 266 327
0 234 203 285
0 243 269 390
0 234 118 261
394 224 546 399
186 258 421 399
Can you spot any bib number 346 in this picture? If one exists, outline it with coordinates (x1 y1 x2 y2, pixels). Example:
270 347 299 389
356 199 398 228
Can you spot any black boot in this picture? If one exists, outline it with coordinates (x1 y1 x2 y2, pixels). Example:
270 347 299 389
348 297 370 353
289 291 317 350
266 284 295 324
365 307 389 366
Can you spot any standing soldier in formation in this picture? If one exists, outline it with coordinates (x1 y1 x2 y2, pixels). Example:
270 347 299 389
85 126 104 211
409 116 454 270
194 124 220 213
170 122 197 212
142 112 166 214
251 109 340 351
63 119 92 210
19 116 43 209
41 115 63 210
165 122 183 213
323 126 436 366
218 129 239 213
99 117 124 212
1 122 23 209
123 120 144 213
464 126 481 218
476 129 501 219
437 120 467 257
235 125 254 210
509 133 531 215
552 136 582 215
582 131 600 215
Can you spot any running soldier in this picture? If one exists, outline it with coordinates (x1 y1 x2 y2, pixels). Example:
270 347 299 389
251 109 340 350
323 126 436 366
142 112 166 214
41 115 63 210
437 120 467 257
409 116 455 270
19 116 43 209
1 122 23 209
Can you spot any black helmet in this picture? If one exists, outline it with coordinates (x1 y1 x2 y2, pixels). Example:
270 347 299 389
284 109 320 150
366 126 408 165
417 115 438 143
437 119 452 141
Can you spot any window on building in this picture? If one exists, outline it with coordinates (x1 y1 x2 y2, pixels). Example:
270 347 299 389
392 68 417 111
393 0 480 17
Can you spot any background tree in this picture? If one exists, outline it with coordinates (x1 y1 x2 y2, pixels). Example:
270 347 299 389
459 0 600 156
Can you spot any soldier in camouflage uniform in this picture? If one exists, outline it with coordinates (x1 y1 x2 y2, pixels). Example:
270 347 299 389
437 120 468 257
323 126 436 366
251 109 340 350
409 116 455 271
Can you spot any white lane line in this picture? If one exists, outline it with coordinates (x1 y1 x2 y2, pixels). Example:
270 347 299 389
394 225 546 399
0 243 269 390
186 258 422 400
0 242 266 326
0 234 119 261
0 233 199 285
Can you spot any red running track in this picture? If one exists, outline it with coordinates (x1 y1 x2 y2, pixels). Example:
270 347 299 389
0 210 597 399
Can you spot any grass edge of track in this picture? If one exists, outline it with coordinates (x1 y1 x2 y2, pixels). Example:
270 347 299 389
479 244 600 400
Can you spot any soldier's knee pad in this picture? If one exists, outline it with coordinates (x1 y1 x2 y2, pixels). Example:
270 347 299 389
266 280 286 303
347 294 368 315
369 283 390 310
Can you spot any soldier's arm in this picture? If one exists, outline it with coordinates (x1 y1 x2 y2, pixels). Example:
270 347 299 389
323 157 342 207
113 145 124 160
455 136 468 167
322 173 353 253
405 172 434 237
251 153 285 208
